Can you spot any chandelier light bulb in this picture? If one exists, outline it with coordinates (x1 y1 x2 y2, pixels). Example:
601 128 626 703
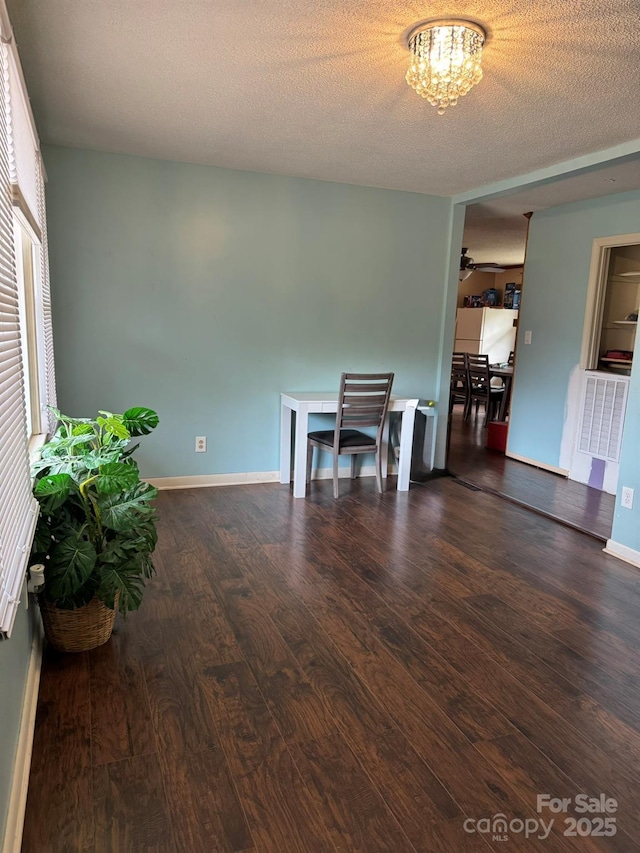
406 20 485 114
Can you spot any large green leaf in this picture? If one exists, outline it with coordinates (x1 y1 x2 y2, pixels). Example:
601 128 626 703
128 515 158 552
72 423 95 437
141 552 156 579
32 516 53 558
99 539 128 565
97 415 131 441
45 577 98 610
40 501 85 537
96 560 146 612
95 462 139 495
40 433 95 457
120 442 140 460
122 407 159 436
47 534 97 600
48 406 91 423
80 447 126 471
98 482 157 532
32 458 78 477
35 473 73 510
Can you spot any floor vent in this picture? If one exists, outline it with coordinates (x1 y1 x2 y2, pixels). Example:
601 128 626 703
578 375 629 463
454 478 482 491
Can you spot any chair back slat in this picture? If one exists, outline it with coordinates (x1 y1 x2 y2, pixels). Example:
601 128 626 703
336 372 394 438
467 353 490 388
342 407 387 419
449 352 469 413
451 352 468 386
342 418 382 428
465 353 504 425
343 382 391 394
451 351 466 371
342 394 388 407
342 373 391 381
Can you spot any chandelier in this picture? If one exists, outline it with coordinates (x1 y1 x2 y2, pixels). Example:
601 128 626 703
406 20 485 114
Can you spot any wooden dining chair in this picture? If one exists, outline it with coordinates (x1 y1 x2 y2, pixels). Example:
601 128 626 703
306 372 394 498
466 354 504 426
450 352 470 417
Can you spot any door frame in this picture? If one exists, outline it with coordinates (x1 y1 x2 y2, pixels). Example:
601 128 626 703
580 231 640 370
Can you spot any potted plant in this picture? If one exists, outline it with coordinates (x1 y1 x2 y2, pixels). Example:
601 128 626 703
30 406 160 652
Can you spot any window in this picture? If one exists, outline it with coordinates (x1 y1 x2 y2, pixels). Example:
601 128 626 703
0 31 56 637
15 225 41 438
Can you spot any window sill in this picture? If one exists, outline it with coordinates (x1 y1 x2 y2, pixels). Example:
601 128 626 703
28 432 47 463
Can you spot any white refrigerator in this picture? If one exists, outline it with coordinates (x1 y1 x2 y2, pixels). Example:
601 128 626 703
454 307 519 364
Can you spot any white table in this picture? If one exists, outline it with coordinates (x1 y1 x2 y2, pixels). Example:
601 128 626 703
280 391 422 498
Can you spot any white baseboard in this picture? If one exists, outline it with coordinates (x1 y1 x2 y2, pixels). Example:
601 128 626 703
505 451 569 477
2 623 43 853
146 471 281 490
146 464 389 491
603 539 640 569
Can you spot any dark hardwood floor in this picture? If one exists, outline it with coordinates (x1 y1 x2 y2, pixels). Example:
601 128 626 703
22 476 640 851
447 406 615 541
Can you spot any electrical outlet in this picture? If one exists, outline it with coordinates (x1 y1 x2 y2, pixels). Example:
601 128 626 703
524 330 532 345
621 486 634 510
195 436 207 453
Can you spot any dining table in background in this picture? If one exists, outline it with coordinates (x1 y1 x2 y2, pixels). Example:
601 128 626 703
490 365 514 421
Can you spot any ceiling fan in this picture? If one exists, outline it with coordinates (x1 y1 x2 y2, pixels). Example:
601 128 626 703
459 248 506 280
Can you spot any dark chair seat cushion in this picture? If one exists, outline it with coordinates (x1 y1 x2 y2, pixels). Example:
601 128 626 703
308 429 376 449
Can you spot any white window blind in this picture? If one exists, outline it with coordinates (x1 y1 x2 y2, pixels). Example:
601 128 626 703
0 41 38 636
36 152 57 432
6 48 39 228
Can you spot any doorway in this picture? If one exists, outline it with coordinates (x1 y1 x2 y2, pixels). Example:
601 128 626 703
444 211 617 542
446 205 526 488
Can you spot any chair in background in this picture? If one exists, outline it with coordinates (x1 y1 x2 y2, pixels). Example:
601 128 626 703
508 350 515 365
306 372 394 498
466 354 504 426
450 352 470 418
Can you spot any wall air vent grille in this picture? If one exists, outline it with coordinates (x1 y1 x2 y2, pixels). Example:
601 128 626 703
578 375 629 462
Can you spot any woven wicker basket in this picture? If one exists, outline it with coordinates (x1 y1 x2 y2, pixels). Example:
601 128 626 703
38 594 119 653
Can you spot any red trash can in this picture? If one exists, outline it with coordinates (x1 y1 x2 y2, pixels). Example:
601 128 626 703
486 421 508 453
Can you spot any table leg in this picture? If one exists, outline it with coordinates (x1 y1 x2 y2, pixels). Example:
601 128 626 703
293 406 309 498
381 417 390 480
397 401 418 491
280 402 292 484
499 377 512 421
425 410 437 470
431 411 438 470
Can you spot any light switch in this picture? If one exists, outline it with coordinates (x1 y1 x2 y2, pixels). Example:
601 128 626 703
524 330 532 345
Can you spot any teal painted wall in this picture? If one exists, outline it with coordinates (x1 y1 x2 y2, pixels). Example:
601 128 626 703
508 190 640 467
611 360 640 550
0 600 35 841
43 146 454 478
507 189 640 552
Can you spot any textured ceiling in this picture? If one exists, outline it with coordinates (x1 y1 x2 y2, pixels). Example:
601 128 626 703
7 0 640 199
463 207 530 266
464 157 640 264
8 1 640 266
